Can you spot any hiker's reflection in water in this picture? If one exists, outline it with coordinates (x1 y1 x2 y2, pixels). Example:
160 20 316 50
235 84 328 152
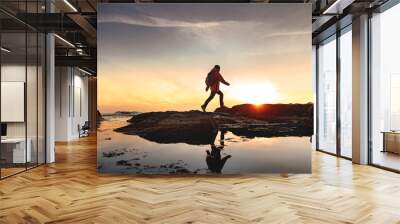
206 130 232 174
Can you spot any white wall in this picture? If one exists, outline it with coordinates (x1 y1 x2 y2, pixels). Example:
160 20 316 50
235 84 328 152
55 67 70 141
72 73 89 138
0 65 39 138
1 82 25 122
1 65 26 140
1 63 46 164
55 67 89 141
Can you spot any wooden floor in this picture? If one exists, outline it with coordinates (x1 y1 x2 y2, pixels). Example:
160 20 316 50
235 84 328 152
373 151 400 171
1 135 400 224
1 167 26 178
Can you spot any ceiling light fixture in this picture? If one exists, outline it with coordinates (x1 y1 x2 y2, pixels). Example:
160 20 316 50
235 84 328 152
1 47 11 53
63 0 78 12
78 67 93 76
322 0 355 15
54 34 75 48
76 48 84 55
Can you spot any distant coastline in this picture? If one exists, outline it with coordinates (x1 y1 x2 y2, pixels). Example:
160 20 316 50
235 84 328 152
102 111 141 116
100 102 314 117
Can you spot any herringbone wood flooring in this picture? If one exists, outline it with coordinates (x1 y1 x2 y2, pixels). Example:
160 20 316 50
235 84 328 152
1 135 400 224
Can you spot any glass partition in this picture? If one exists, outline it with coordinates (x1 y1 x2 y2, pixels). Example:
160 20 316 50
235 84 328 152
38 32 45 165
317 35 337 154
0 2 46 179
1 31 28 177
27 30 38 169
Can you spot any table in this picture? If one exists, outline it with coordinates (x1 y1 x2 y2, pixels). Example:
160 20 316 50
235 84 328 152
382 131 400 154
1 138 31 163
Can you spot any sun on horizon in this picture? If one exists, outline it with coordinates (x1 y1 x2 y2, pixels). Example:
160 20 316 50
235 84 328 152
228 81 281 105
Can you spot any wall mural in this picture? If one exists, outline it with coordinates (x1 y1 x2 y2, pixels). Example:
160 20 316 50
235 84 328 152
97 3 312 174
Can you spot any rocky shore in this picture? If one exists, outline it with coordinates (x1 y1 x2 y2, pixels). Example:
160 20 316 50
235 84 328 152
114 104 313 145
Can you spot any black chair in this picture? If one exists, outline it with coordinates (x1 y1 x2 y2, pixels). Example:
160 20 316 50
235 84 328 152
79 121 90 138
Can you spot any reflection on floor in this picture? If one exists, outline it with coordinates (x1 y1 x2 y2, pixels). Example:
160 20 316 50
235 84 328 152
373 151 400 171
0 135 400 223
0 162 43 179
0 167 25 178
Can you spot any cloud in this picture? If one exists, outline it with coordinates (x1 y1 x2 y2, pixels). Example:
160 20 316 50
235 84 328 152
263 31 309 39
98 13 221 29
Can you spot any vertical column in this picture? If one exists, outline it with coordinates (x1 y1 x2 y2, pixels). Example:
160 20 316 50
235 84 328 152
46 1 55 163
312 45 317 150
336 30 341 156
54 67 72 141
46 34 55 163
352 14 369 164
88 76 97 132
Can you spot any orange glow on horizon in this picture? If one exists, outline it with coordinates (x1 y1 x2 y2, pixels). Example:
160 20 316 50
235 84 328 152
98 69 312 113
227 81 281 105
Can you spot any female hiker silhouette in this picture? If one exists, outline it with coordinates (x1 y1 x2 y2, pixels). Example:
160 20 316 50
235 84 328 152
201 65 230 112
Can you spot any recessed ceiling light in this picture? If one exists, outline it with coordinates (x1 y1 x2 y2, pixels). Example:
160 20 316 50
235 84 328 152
323 0 355 15
63 0 78 12
54 34 75 48
1 47 11 53
78 67 93 76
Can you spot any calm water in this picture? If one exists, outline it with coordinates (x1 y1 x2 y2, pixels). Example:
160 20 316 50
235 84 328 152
97 116 311 174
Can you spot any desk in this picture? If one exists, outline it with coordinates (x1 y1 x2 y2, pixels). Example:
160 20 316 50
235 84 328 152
1 138 31 163
382 131 400 154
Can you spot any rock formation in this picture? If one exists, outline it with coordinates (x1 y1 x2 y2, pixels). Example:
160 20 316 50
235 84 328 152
115 104 313 145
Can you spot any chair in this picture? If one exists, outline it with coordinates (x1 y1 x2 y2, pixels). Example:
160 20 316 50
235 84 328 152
79 121 90 138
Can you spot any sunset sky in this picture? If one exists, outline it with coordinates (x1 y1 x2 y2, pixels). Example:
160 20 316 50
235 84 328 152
98 4 312 113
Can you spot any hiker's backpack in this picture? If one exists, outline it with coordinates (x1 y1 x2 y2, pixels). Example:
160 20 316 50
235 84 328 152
205 72 217 86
